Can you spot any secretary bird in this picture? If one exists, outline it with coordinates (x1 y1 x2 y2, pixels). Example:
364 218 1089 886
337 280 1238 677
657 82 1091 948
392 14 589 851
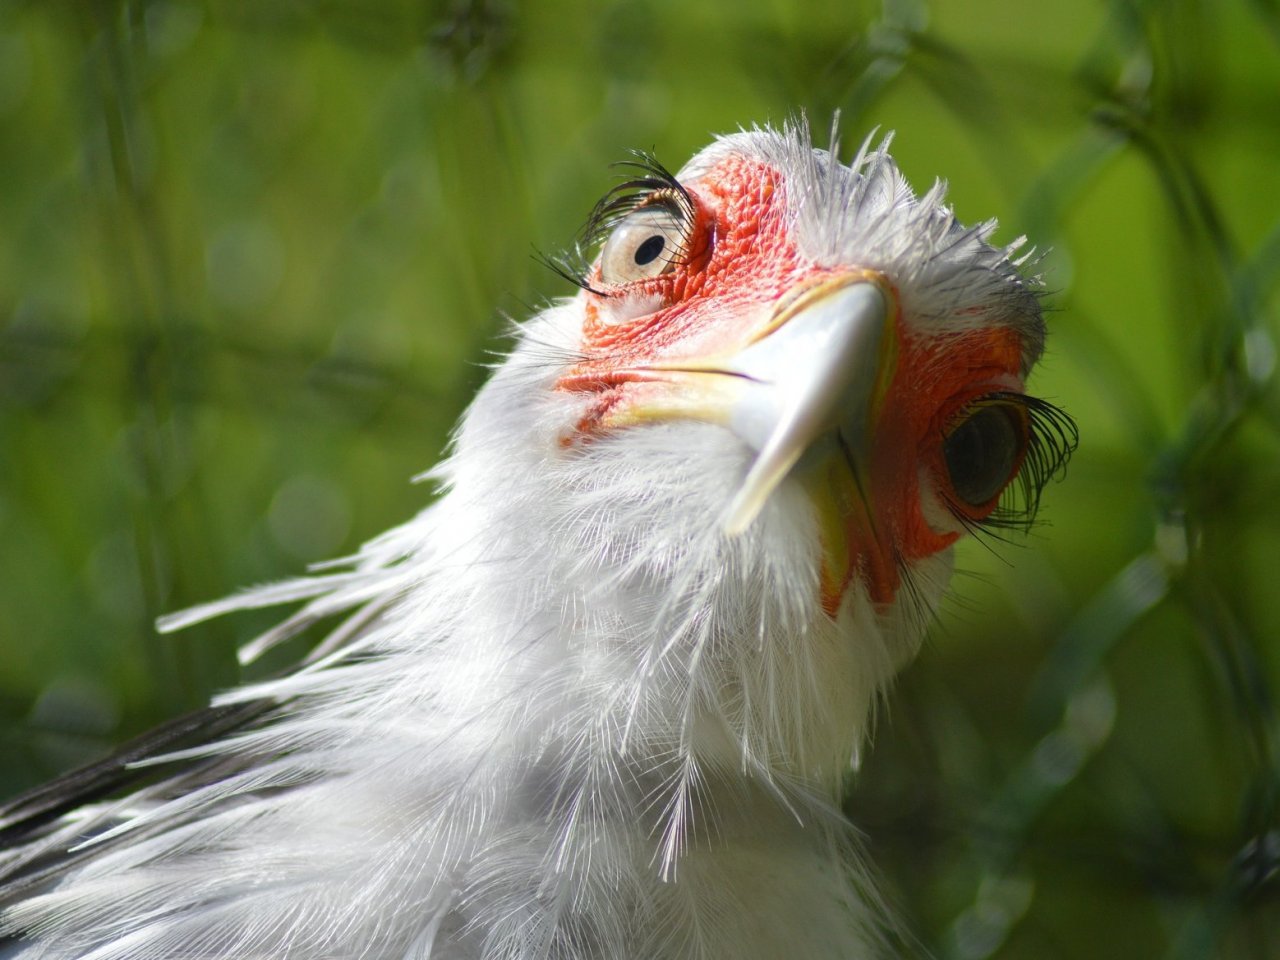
0 120 1076 960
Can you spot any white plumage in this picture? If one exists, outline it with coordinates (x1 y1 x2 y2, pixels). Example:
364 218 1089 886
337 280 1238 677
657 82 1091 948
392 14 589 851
0 121 1072 959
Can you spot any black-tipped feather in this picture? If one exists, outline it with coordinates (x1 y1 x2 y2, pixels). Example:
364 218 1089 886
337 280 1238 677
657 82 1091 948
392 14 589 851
0 701 269 843
0 699 273 900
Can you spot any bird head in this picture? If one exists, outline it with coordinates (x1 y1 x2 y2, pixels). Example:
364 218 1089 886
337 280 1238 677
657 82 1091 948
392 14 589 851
546 124 1073 618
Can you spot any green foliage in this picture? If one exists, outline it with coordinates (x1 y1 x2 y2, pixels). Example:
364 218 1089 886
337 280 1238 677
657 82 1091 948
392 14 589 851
1 0 1276 956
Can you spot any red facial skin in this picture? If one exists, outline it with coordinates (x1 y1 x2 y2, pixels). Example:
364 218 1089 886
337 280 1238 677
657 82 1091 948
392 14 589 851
851 329 1026 610
557 155 1030 614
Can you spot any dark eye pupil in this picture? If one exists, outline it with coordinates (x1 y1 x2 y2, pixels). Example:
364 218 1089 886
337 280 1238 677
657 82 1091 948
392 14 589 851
944 405 1022 507
633 234 665 266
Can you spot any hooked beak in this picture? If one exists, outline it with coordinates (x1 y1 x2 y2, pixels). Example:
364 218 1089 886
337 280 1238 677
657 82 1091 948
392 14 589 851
619 274 893 534
715 277 893 534
563 272 897 538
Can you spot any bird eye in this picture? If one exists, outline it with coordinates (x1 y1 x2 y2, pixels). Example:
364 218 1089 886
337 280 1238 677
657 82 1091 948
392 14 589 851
943 402 1028 509
599 204 686 285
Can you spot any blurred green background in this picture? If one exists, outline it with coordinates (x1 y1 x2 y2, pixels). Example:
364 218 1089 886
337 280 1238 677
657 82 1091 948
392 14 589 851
1 0 1277 956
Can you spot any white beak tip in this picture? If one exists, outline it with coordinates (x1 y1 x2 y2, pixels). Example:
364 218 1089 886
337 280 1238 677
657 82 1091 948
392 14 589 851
720 495 763 537
720 447 801 536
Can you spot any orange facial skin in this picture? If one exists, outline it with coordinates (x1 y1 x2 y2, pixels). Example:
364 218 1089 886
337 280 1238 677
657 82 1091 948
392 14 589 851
557 154 1031 614
844 326 1026 611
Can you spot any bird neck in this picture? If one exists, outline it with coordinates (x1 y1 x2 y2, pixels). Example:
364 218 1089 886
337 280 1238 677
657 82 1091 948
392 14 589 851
422 418 941 817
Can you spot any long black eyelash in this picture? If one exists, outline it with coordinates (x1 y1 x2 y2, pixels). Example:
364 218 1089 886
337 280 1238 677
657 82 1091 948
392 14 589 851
537 151 697 294
581 151 695 248
956 392 1079 537
535 248 607 296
